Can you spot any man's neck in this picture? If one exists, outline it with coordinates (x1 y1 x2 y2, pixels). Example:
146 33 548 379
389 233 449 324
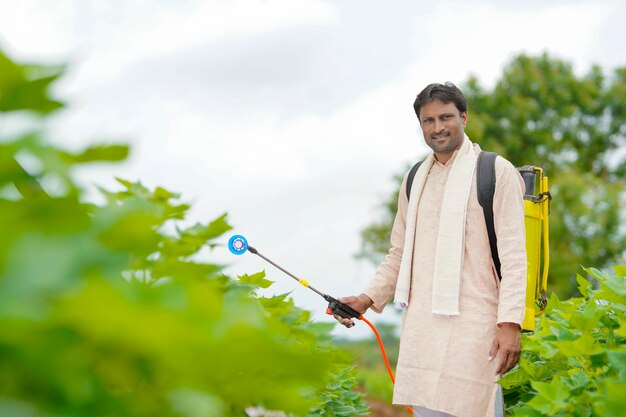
434 152 454 165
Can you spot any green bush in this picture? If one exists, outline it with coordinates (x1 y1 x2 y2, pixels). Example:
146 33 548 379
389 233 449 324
335 323 399 403
0 50 367 417
502 266 626 417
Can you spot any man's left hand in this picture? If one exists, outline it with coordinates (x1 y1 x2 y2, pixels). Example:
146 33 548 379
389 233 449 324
489 322 521 375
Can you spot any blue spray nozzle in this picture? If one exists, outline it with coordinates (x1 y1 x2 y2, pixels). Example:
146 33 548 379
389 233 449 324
228 235 249 255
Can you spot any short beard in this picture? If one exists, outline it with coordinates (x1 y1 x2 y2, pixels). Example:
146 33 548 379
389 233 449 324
432 142 458 153
427 132 458 153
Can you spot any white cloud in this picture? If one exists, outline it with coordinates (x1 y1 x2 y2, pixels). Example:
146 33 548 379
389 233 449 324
82 0 339 80
408 1 617 87
0 0 75 58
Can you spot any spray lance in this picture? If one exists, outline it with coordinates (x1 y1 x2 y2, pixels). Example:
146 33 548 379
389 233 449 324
228 234 414 416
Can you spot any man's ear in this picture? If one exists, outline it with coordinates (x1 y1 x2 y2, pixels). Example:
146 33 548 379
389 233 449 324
461 111 468 127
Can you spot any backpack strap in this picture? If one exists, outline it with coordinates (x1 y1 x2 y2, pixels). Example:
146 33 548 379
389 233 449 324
476 151 501 280
406 160 424 200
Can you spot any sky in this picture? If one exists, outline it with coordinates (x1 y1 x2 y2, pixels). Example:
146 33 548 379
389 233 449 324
1 0 626 337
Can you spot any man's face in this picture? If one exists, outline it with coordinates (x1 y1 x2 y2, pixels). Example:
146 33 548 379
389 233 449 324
419 99 467 158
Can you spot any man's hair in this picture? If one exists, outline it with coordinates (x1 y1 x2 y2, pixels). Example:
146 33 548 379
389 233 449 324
413 82 467 120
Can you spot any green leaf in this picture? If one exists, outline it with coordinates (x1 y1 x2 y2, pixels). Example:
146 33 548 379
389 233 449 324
561 370 591 394
527 378 570 414
185 215 232 242
569 301 605 332
0 53 65 114
607 350 626 381
599 381 626 417
238 271 274 289
589 351 609 368
584 267 605 282
332 405 357 416
66 144 129 164
615 265 626 278
556 332 604 357
511 406 545 417
603 274 626 297
576 274 591 297
154 186 176 201
114 177 133 188
499 366 531 389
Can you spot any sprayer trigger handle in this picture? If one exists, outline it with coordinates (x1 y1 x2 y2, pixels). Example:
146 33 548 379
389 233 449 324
327 299 361 319
326 308 333 315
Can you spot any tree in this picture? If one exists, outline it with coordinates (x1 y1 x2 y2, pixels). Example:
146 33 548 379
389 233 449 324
357 52 626 297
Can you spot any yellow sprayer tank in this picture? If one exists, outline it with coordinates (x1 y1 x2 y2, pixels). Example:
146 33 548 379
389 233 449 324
518 166 550 331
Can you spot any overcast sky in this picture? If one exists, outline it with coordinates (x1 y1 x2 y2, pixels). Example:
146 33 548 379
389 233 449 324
2 0 625 337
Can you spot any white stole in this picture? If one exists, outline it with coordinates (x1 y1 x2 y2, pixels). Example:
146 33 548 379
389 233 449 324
394 137 477 315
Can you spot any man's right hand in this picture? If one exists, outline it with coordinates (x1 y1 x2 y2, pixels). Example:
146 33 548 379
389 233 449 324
333 294 374 328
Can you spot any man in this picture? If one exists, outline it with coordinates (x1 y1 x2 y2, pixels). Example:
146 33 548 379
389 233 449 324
336 83 526 417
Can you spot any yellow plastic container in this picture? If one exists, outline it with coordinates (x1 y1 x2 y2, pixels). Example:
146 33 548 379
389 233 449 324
519 167 550 331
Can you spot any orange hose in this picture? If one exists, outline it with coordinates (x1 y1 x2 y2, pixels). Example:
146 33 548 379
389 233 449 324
358 315 414 416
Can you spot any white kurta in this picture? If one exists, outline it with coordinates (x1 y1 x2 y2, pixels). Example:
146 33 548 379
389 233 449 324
364 145 527 417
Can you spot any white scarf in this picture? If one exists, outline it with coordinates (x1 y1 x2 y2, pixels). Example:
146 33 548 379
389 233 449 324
394 137 477 315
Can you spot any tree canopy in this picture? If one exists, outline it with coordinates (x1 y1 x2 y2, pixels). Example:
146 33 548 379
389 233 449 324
358 52 626 297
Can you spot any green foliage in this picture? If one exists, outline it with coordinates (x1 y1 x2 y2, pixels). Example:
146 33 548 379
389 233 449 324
465 53 626 296
335 324 400 403
307 368 369 417
0 50 367 417
357 52 626 298
0 50 65 113
501 266 626 417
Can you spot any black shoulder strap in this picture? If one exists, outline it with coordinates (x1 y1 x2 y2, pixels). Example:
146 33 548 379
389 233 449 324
476 151 501 280
406 160 424 200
